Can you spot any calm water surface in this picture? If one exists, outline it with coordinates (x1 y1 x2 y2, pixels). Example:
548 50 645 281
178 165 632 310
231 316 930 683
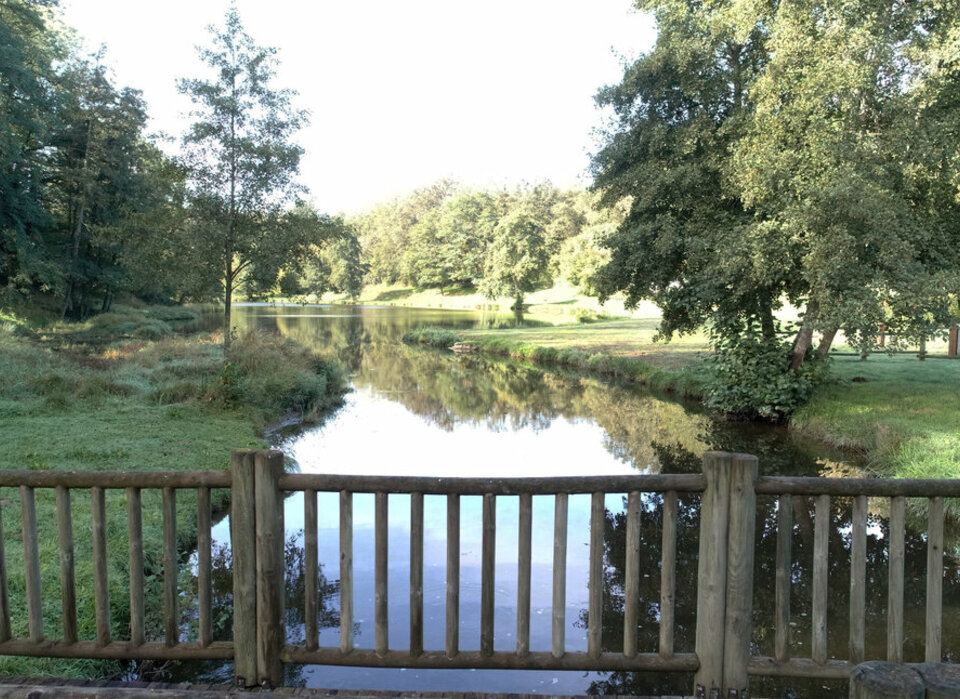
173 304 958 697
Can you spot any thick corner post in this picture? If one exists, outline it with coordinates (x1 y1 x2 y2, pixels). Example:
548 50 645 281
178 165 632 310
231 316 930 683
694 452 732 696
231 449 258 687
722 453 759 697
255 449 286 688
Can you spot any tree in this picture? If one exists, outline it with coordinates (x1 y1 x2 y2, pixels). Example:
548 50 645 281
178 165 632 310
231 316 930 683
480 210 552 309
178 6 307 347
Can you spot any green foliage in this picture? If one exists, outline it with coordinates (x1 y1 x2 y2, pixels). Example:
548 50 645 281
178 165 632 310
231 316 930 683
704 330 828 421
479 211 552 307
401 326 462 348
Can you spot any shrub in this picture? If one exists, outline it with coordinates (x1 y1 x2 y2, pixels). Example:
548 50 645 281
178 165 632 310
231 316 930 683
401 327 461 348
704 331 828 420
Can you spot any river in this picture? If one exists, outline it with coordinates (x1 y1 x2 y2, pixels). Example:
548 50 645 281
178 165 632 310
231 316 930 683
171 304 958 697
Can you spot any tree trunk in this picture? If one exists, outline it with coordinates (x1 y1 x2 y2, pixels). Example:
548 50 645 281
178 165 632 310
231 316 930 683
759 293 776 341
817 327 838 358
224 258 233 352
790 298 820 371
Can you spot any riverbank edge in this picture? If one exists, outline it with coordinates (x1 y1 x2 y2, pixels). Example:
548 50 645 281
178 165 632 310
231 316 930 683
402 326 958 487
0 311 350 679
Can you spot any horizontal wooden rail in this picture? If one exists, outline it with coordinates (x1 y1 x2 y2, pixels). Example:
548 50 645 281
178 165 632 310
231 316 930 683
278 472 706 494
281 647 700 672
756 476 960 497
0 640 233 661
0 470 231 489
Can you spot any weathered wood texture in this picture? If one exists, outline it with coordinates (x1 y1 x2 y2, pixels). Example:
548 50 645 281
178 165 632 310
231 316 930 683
20 486 42 644
55 487 77 645
811 494 830 664
339 490 354 654
659 490 677 660
92 487 111 647
516 493 532 657
255 450 285 687
693 452 731 694
410 491 424 657
0 499 10 644
850 494 867 665
126 488 144 647
774 494 792 663
722 454 758 695
230 449 258 686
926 497 945 663
304 489 318 652
888 496 906 662
162 487 176 648
375 492 389 656
587 491 604 659
551 492 568 659
623 491 641 658
849 661 924 699
480 493 496 657
917 661 960 699
446 493 459 658
197 486 212 649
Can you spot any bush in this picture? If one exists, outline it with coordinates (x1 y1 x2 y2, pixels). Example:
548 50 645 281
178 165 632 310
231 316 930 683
704 332 828 420
402 327 461 348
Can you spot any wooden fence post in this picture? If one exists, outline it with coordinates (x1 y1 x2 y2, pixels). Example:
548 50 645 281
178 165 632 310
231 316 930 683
231 449 258 687
255 449 286 688
722 454 758 697
693 452 732 696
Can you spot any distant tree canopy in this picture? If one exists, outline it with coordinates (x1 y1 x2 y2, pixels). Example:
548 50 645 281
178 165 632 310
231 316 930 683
0 2 355 326
353 182 622 303
592 0 960 416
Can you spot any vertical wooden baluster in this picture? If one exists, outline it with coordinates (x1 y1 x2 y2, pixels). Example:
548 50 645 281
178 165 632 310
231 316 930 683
446 493 460 658
304 489 319 652
230 450 258 686
254 450 285 688
410 492 424 657
339 490 353 654
375 492 389 656
774 494 793 663
659 490 678 660
198 486 212 648
20 486 42 643
623 491 641 658
56 486 77 644
127 487 144 647
926 496 944 663
516 493 532 657
0 497 10 643
588 491 604 659
887 495 905 662
552 492 568 658
481 493 496 657
163 487 177 647
812 494 829 664
91 486 110 646
849 494 867 664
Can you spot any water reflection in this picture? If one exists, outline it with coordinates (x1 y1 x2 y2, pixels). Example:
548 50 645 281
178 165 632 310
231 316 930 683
167 304 956 696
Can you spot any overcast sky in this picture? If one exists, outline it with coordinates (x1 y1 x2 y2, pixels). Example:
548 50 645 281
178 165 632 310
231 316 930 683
60 1 655 215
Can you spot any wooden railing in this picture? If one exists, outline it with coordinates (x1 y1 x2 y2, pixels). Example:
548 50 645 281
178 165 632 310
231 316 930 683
0 449 955 697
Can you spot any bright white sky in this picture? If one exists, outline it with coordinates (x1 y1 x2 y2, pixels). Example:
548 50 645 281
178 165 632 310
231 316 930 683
60 1 655 216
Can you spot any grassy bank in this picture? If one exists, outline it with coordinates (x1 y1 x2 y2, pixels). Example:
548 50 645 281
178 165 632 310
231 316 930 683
404 321 960 483
0 309 346 677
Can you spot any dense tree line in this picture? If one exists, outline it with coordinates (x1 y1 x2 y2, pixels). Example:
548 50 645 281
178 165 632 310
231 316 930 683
592 0 960 416
0 1 358 331
352 181 623 307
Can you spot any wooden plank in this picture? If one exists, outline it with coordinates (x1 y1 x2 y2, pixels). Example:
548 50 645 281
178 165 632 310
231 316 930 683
0 471 231 489
375 491 389 656
254 450 285 688
812 494 830 664
197 486 212 649
748 655 852 679
20 486 43 643
516 493 532 657
755 476 960 497
775 494 793 663
926 496 944 662
339 490 354 654
279 473 707 495
446 493 459 658
849 494 867 664
623 491 641 658
126 488 144 647
481 493 496 657
551 492 568 659
230 450 258 687
0 639 234 661
304 489 319 652
722 453 758 696
55 486 77 644
92 487 111 647
0 498 9 643
162 487 177 648
659 490 677 659
887 495 905 662
282 647 701 672
410 492 424 657
693 452 731 693
587 491 604 659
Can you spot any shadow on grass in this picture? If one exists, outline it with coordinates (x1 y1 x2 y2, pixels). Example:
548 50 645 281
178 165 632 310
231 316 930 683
372 288 415 302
